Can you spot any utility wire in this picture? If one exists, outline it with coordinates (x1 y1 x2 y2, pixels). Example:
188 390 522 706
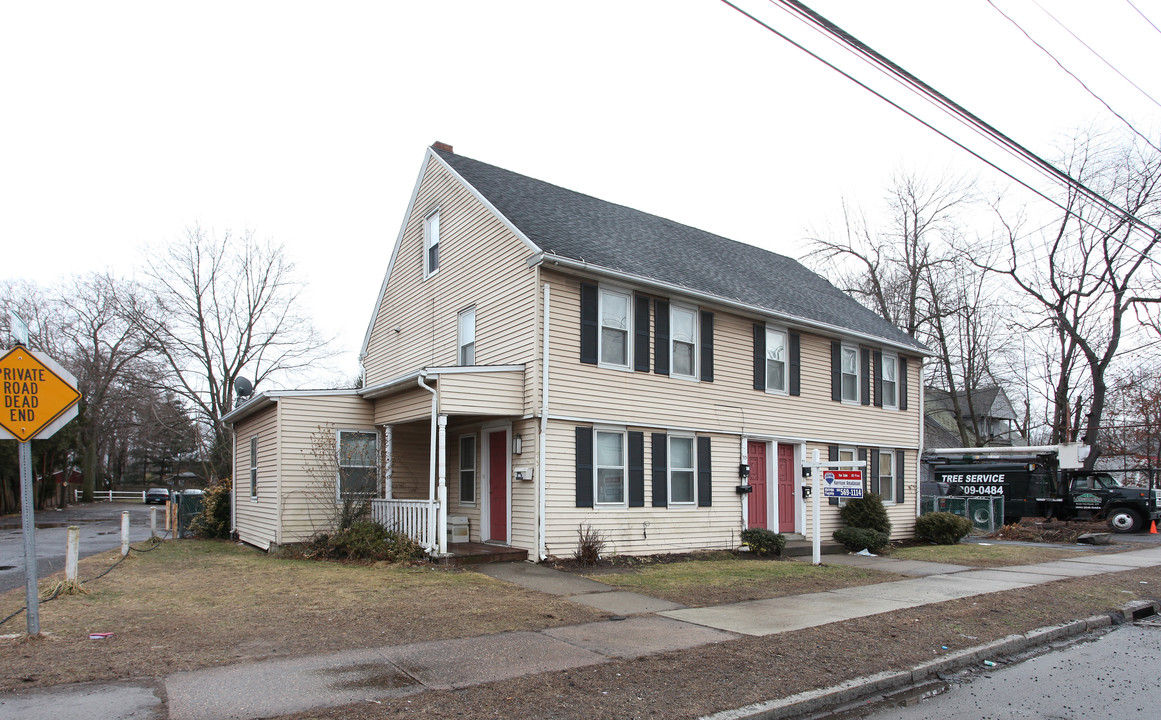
756 0 1161 240
1031 0 1161 112
1125 0 1161 37
987 0 1161 154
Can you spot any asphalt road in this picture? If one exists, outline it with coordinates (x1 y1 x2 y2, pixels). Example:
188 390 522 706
857 621 1161 719
0 502 159 594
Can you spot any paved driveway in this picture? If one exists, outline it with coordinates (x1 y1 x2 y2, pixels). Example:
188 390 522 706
0 502 158 594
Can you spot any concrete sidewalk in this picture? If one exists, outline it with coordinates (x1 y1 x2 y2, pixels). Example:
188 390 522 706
5 545 1161 720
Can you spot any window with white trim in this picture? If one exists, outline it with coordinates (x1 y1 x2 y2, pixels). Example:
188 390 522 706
668 435 696 505
457 307 475 366
337 430 378 499
424 210 440 277
766 327 788 393
882 353 898 408
595 429 627 505
459 435 476 504
670 304 698 379
878 449 895 503
838 447 856 506
599 288 631 369
249 436 258 498
841 345 859 403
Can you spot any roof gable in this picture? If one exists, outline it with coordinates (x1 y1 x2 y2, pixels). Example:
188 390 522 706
434 148 926 352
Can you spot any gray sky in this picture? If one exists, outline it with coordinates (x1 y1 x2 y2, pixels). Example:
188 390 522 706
3 1 1158 387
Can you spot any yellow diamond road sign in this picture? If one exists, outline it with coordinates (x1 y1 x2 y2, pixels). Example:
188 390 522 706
0 346 81 442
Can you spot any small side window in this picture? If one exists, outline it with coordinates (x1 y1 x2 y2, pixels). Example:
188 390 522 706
249 435 258 498
458 307 476 366
424 210 440 277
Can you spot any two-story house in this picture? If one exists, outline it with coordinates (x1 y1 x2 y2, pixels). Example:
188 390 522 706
224 143 928 559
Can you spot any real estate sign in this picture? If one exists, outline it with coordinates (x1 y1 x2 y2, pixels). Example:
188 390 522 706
822 469 863 498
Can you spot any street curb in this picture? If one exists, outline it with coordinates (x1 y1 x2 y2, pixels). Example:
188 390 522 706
699 599 1159 720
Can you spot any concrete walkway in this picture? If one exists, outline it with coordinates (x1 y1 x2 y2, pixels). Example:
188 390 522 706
5 545 1161 720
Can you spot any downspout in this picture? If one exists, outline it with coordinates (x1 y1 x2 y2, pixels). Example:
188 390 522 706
917 362 925 520
538 284 550 560
418 372 438 551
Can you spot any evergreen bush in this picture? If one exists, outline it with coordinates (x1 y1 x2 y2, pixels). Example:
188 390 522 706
190 477 233 539
915 512 973 545
833 526 890 553
741 528 786 556
306 520 424 563
839 493 892 534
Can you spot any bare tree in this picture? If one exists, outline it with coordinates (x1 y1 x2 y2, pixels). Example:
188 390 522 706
130 227 334 478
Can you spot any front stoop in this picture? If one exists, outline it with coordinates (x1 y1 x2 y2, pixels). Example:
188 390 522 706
438 542 528 566
782 540 846 557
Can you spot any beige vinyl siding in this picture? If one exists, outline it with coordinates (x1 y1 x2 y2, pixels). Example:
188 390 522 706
373 387 433 425
510 417 539 552
438 370 525 416
276 394 375 544
233 404 280 551
386 420 430 501
363 158 539 387
542 420 742 556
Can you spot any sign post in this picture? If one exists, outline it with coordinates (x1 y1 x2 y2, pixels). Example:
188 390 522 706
804 449 866 565
0 345 81 636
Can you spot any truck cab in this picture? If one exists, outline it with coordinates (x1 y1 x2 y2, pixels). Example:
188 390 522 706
1062 471 1155 532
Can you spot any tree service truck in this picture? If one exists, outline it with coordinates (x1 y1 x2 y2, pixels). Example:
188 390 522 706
923 443 1160 533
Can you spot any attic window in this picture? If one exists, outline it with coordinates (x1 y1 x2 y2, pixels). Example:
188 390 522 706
424 210 440 277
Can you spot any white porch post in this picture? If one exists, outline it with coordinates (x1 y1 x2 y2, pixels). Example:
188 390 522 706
382 425 393 500
437 414 448 555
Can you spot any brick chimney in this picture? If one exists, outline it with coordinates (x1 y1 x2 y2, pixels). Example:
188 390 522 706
432 141 453 154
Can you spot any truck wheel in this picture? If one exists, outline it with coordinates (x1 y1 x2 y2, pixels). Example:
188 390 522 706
1109 508 1142 534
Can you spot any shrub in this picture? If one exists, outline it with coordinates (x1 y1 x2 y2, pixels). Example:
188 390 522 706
741 528 786 557
306 521 424 563
833 526 890 553
916 512 973 545
839 494 892 534
574 524 607 566
190 477 232 539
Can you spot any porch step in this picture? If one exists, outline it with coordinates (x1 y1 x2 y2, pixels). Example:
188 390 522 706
782 540 846 558
438 542 528 567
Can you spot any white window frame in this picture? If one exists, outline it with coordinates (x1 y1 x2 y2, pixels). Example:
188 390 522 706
457 306 476 366
336 429 378 501
766 327 788 394
841 344 860 404
249 435 258 500
424 209 440 278
668 434 697 506
459 434 477 505
878 449 896 504
594 427 628 507
597 287 632 371
837 446 856 507
670 303 699 381
882 353 898 409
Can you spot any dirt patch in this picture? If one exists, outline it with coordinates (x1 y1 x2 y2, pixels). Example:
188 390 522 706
990 517 1115 544
273 565 1161 720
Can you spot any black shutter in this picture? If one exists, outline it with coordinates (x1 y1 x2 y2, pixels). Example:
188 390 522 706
654 299 670 376
860 348 871 406
869 449 880 495
580 283 598 365
634 295 650 372
789 332 801 396
628 431 645 507
754 324 766 391
651 433 667 507
697 436 712 507
831 341 841 402
873 350 883 407
829 445 840 505
858 448 868 494
700 311 714 382
896 449 906 504
575 427 593 507
899 357 909 411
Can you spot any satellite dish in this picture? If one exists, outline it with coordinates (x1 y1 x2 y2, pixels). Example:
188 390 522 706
235 377 254 398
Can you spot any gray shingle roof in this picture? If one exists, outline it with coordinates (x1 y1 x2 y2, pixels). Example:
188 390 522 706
435 148 925 351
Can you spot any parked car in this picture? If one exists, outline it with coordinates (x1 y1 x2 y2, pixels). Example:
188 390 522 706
144 487 170 504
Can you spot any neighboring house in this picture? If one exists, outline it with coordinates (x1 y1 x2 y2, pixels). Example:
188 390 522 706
924 386 1025 450
224 143 928 558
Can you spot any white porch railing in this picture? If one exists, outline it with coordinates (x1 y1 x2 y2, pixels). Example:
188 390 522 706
371 498 438 552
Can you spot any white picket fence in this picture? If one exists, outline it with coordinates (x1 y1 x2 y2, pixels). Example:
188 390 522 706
74 490 147 503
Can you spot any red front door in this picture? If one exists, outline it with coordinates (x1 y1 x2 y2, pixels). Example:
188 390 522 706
777 444 796 532
488 430 508 542
747 441 767 529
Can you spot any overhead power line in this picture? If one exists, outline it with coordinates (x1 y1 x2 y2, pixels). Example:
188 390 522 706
717 0 1161 241
1124 0 1161 37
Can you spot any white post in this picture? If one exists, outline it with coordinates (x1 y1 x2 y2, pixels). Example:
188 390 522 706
20 441 39 635
811 449 822 566
121 511 130 557
383 425 394 500
65 526 80 584
150 507 158 538
437 414 448 555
